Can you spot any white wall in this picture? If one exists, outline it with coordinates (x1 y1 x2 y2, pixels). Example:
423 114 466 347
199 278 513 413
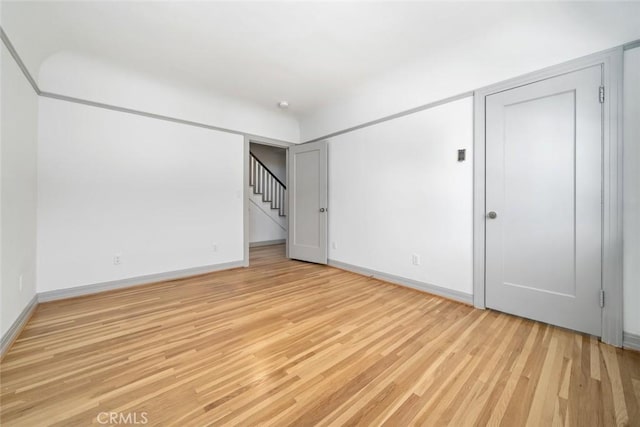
249 195 286 244
1 45 38 336
39 51 300 142
327 55 640 335
37 97 244 293
623 46 640 336
328 97 473 297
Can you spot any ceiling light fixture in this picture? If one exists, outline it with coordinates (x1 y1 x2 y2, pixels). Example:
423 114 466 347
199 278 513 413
277 101 289 109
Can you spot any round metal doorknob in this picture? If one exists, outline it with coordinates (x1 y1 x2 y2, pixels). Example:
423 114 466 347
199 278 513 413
487 211 497 219
319 208 326 212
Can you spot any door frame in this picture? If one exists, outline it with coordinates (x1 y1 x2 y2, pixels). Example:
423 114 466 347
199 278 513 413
243 135 294 267
472 47 624 346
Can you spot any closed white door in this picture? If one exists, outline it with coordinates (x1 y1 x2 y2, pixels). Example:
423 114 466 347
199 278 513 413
485 65 603 336
288 141 328 264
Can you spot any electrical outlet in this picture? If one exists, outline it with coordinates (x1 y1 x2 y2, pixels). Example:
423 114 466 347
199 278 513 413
19 275 23 292
412 254 421 266
213 244 218 252
331 242 337 250
113 254 122 265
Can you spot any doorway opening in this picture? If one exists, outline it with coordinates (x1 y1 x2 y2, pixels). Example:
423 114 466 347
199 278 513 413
245 139 289 264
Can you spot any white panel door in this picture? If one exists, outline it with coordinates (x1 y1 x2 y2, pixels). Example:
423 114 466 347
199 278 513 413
288 141 328 264
485 65 603 336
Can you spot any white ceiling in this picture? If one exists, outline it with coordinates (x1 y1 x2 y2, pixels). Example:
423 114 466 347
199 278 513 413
3 1 640 118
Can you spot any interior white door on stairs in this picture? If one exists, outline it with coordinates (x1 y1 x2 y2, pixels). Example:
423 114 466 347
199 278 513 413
485 65 603 336
288 141 328 264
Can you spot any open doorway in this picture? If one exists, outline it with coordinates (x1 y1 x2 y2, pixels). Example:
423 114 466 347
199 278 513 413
244 137 290 265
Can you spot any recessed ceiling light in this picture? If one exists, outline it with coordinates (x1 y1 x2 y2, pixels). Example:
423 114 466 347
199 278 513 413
277 101 289 109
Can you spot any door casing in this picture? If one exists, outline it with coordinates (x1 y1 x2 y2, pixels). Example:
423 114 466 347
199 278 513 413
243 135 294 266
472 47 624 346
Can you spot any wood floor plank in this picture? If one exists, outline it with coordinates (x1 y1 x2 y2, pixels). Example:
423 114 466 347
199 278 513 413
1 244 639 426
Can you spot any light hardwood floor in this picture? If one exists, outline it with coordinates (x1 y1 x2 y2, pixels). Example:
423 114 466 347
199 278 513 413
1 244 639 426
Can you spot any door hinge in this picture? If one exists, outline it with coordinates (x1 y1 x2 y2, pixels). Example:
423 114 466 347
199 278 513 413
599 86 605 104
599 289 605 308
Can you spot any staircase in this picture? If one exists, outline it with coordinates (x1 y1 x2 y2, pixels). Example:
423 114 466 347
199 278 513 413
249 153 286 216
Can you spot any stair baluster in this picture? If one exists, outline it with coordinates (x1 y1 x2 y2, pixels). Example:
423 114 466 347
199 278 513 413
249 152 286 217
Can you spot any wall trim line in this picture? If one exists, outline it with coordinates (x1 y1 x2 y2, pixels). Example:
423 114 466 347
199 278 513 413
302 91 473 144
37 91 296 145
0 295 38 360
37 260 245 303
328 259 473 305
40 91 240 136
0 27 41 95
0 26 295 145
623 39 640 51
302 39 640 144
4 23 638 147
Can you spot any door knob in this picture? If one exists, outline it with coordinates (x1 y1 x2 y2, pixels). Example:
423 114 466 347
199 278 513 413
487 211 497 219
319 208 326 212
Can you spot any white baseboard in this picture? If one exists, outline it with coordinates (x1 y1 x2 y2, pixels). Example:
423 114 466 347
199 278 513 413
328 259 473 305
11 259 632 359
38 260 245 303
623 332 640 351
250 239 286 248
2 260 245 357
1 294 38 359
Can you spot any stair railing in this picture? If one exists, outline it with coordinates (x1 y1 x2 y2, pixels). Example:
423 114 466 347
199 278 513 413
249 153 286 216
